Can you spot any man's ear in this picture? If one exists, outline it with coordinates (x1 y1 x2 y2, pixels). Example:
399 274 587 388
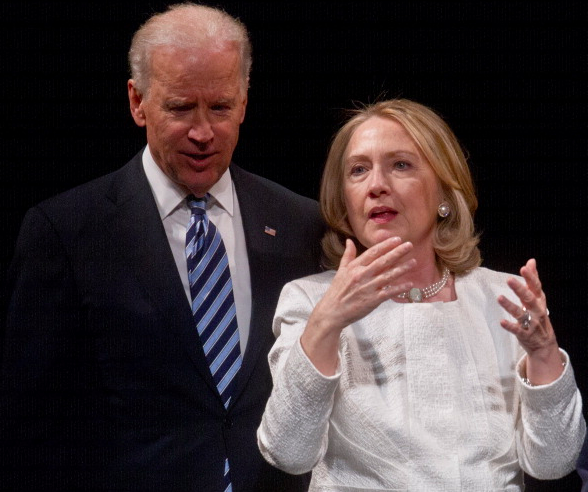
128 79 146 127
238 91 248 125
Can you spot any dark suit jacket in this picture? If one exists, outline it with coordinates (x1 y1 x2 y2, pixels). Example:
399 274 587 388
1 151 325 491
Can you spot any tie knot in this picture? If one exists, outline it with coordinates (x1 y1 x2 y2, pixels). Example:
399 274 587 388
187 194 208 215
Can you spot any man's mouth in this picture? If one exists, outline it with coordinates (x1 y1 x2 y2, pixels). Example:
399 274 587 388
185 152 213 161
182 151 217 166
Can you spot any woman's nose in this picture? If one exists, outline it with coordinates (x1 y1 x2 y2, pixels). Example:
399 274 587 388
368 167 391 196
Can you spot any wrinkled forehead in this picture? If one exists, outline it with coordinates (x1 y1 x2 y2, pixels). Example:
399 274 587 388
149 44 248 92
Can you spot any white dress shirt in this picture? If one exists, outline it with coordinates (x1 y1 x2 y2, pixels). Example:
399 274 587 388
142 146 252 354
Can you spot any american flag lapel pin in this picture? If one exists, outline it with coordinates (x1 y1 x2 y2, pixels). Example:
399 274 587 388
264 226 277 237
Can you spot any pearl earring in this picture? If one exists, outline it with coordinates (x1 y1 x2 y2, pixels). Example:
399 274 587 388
437 202 450 218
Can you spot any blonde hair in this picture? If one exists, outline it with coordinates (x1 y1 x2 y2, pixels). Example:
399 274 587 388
320 99 481 274
128 2 252 96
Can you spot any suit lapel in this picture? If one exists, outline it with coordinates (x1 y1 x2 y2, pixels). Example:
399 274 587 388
106 155 218 394
229 165 282 404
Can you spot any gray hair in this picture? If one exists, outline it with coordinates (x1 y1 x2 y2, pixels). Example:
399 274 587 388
128 2 252 96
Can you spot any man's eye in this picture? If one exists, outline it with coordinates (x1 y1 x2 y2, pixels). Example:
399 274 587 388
169 105 191 113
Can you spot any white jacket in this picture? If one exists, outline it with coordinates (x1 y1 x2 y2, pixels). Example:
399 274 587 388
258 267 586 491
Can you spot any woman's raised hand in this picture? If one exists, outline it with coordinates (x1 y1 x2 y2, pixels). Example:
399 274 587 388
301 237 415 375
316 237 416 330
497 259 563 385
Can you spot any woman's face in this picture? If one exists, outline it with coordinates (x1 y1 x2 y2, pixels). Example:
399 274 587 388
343 116 442 251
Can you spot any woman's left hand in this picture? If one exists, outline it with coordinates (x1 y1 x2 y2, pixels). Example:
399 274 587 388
497 258 564 385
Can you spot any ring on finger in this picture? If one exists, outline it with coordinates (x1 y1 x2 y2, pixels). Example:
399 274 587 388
518 307 532 329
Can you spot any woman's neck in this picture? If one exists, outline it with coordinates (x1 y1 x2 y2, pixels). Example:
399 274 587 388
396 244 441 287
394 245 456 303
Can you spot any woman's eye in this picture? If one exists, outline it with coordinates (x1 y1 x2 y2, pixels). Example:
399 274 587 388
350 165 366 175
395 161 410 170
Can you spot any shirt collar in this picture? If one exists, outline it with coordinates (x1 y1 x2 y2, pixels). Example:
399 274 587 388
142 146 234 219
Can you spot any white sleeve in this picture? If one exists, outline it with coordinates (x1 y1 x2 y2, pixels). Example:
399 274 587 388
257 280 341 475
515 349 587 479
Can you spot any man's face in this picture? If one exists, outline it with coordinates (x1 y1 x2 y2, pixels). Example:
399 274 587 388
128 45 247 196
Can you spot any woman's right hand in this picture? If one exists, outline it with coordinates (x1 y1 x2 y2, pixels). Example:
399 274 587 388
300 236 415 375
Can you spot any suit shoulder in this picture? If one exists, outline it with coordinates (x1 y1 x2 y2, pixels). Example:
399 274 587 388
38 173 110 210
290 270 335 290
230 164 318 210
463 266 513 283
21 156 143 237
280 270 335 302
35 156 141 215
459 266 521 297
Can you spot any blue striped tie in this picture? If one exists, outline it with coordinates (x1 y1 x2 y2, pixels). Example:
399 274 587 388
186 194 241 492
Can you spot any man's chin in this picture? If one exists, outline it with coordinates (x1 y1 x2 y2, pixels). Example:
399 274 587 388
183 171 226 197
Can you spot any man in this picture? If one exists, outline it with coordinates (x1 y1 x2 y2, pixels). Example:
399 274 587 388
1 3 323 491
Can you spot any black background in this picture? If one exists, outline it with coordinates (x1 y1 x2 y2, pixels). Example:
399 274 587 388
1 1 586 490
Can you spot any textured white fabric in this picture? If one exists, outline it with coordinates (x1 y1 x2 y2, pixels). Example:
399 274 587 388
257 267 586 491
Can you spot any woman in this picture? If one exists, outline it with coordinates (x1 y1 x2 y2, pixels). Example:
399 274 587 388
578 433 588 491
257 99 585 490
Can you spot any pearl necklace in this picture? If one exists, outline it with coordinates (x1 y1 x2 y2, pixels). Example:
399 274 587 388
396 267 451 303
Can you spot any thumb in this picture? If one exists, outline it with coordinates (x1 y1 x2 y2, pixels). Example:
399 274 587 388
339 239 357 268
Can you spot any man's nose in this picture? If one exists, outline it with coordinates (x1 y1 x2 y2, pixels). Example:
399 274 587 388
188 111 214 143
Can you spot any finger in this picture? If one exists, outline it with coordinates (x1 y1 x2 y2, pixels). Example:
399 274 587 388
339 239 357 269
379 280 414 298
526 258 538 275
498 298 534 340
505 276 537 309
355 236 403 267
497 294 526 320
375 257 417 292
500 318 526 337
520 258 543 298
381 257 417 284
355 244 415 299
363 241 414 278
